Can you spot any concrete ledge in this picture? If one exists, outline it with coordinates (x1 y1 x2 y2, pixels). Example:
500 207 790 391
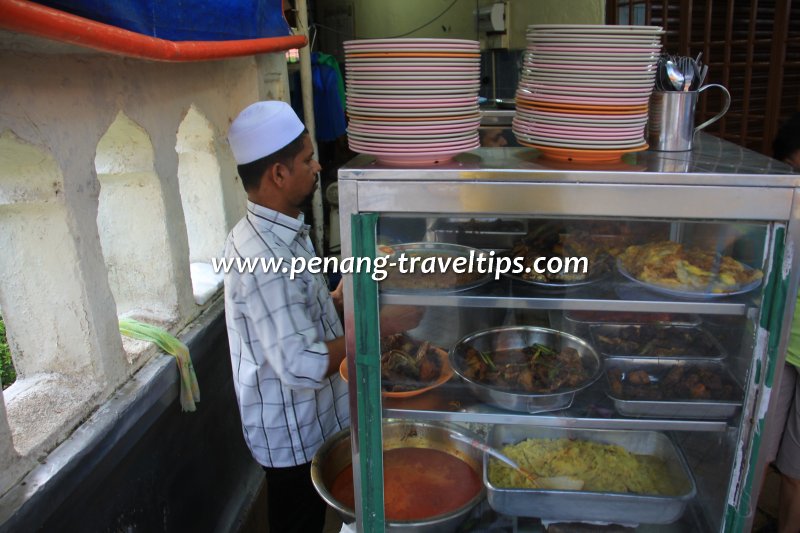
0 295 256 532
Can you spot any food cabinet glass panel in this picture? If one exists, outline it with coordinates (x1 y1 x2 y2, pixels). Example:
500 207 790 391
333 211 779 533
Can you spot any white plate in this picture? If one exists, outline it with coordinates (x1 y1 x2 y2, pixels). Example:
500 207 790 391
347 98 478 108
347 80 481 87
513 116 646 131
346 103 479 111
344 37 479 46
524 67 656 79
513 127 644 142
347 99 478 108
346 65 481 72
343 47 479 54
347 94 479 101
521 81 653 94
524 52 659 63
512 133 646 149
520 73 656 88
345 62 480 68
517 93 650 106
529 44 662 52
527 24 663 33
347 106 478 117
512 123 644 143
515 115 648 128
524 59 657 69
348 122 480 134
525 54 660 64
347 73 480 81
518 87 653 99
345 56 481 64
349 139 479 154
348 116 481 127
516 112 648 125
528 35 662 44
347 130 478 141
348 131 477 143
347 88 481 96
524 61 657 72
348 94 478 100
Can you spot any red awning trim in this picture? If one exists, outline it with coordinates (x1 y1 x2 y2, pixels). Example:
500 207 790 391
0 0 307 61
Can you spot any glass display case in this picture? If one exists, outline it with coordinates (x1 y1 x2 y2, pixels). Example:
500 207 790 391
334 135 800 533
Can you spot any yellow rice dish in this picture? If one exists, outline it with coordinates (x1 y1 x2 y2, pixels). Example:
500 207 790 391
488 438 683 496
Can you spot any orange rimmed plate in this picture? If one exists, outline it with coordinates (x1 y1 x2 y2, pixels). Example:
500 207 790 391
344 52 480 58
347 113 481 122
516 100 649 114
519 140 648 163
339 347 454 399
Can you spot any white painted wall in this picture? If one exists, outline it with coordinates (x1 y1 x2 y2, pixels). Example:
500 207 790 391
0 31 291 496
176 106 230 263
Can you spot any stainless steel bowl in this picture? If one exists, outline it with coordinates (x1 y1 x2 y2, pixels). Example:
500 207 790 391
449 326 602 413
310 420 485 532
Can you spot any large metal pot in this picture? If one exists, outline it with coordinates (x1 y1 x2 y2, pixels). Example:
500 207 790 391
310 420 485 532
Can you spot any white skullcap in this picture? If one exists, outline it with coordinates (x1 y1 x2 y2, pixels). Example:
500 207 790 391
228 101 305 165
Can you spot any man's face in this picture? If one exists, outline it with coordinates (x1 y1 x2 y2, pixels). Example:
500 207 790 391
285 135 321 208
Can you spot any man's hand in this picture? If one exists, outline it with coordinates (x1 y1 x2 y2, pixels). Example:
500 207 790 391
331 278 344 317
379 305 425 336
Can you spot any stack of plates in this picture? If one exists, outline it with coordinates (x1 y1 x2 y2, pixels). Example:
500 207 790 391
513 25 663 162
344 38 481 166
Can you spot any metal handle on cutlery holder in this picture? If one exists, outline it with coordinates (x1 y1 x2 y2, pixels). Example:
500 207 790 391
694 84 731 133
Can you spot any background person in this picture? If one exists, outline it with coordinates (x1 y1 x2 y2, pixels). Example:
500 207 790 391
224 101 421 533
479 126 509 148
764 111 800 533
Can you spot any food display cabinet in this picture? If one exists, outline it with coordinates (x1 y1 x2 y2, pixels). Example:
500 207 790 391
335 135 799 533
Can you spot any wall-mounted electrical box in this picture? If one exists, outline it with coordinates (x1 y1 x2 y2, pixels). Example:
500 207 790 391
477 2 508 49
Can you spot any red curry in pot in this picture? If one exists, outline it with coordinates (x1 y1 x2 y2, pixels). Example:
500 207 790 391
330 447 481 521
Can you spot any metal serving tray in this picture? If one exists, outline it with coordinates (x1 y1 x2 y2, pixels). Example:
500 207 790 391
430 217 527 250
484 425 696 524
589 324 727 360
605 358 743 419
552 310 701 339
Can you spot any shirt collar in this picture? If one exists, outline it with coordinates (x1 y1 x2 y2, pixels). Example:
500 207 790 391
246 201 310 246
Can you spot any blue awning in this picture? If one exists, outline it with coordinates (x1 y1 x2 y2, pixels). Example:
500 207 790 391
32 0 291 41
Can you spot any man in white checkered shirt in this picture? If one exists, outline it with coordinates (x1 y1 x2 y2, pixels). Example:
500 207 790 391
224 101 420 533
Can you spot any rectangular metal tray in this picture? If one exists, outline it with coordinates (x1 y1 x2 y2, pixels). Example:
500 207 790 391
589 324 726 360
553 310 701 339
605 358 743 419
484 426 696 524
430 217 526 250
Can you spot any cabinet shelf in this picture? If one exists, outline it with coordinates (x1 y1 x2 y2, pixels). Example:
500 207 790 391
381 291 750 315
381 380 731 432
383 405 729 432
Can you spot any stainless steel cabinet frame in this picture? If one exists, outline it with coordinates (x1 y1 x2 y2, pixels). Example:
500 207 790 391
337 135 799 533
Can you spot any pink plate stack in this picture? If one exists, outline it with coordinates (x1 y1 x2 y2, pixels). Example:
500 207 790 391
513 25 663 163
343 38 481 166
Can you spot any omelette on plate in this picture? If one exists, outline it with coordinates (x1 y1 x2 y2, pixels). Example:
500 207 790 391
618 241 762 293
